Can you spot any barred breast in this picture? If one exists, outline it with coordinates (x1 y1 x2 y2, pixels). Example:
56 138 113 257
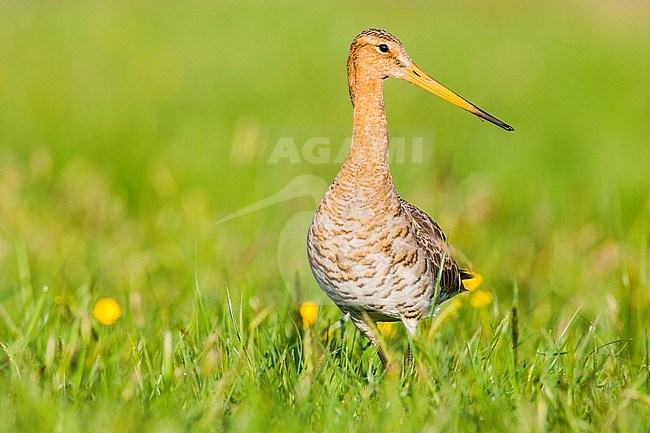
307 178 439 323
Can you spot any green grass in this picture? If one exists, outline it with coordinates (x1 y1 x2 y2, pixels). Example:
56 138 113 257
1 1 649 431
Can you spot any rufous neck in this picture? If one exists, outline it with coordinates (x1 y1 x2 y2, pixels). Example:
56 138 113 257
344 75 390 175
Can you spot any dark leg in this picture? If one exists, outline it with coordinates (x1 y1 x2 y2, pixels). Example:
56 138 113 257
350 316 389 368
378 346 390 368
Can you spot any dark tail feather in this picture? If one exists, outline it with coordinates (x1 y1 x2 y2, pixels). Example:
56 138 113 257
460 269 474 280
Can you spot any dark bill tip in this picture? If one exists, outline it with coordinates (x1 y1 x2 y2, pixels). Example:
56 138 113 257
474 107 514 132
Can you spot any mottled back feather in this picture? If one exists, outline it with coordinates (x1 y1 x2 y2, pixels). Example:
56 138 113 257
399 197 467 299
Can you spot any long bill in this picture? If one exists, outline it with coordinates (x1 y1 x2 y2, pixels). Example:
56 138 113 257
403 63 514 131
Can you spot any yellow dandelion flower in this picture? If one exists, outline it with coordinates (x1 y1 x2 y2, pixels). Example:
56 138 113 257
462 272 483 292
299 301 319 329
377 322 397 339
469 290 493 308
92 298 122 325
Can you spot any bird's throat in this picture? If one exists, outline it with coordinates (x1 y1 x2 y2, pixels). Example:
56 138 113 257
344 77 391 180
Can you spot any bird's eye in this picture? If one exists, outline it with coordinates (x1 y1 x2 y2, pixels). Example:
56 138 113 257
377 44 390 54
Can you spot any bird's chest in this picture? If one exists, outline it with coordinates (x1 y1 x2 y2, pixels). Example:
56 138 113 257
310 186 400 261
307 190 429 297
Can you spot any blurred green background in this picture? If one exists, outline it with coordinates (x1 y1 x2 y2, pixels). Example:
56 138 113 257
1 0 649 431
2 0 647 309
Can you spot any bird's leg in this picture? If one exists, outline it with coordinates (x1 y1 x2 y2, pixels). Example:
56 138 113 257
401 316 419 372
377 346 390 369
350 316 389 368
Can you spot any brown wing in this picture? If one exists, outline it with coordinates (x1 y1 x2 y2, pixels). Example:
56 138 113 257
398 197 467 301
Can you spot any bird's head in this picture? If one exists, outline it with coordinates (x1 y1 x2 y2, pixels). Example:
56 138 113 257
347 28 513 131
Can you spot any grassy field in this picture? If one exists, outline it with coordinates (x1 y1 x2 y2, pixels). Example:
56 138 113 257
1 1 649 431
